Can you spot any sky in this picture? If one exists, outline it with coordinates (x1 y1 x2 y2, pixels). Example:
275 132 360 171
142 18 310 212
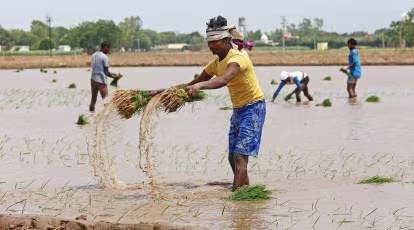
0 0 413 33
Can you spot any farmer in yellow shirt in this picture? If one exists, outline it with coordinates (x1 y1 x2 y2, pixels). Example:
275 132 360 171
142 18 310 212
184 16 266 191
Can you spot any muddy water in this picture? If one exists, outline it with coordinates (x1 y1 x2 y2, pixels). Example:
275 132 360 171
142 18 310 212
0 66 414 229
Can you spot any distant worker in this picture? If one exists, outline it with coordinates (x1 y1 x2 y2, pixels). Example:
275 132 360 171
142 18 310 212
271 71 313 103
89 41 121 112
340 38 362 98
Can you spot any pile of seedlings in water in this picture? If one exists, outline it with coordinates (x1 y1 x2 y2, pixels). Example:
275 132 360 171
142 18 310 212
67 83 77 89
323 76 332 81
316 98 332 107
228 185 272 201
40 68 48 73
112 87 207 118
53 70 57 74
51 79 57 83
76 114 89 125
15 68 24 73
366 95 380 103
358 176 394 184
270 79 278 85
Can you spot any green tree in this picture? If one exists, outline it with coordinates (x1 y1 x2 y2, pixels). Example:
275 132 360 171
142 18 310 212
30 20 48 39
119 16 142 49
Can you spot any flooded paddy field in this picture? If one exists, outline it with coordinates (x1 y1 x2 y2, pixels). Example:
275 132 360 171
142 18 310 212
0 66 413 229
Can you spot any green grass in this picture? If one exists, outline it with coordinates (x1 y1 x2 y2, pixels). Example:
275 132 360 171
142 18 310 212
358 176 394 184
366 95 380 103
76 114 89 125
67 83 77 89
321 99 332 107
323 76 332 81
228 185 272 201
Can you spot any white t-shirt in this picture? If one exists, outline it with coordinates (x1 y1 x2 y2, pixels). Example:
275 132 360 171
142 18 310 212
288 71 307 81
90 51 109 84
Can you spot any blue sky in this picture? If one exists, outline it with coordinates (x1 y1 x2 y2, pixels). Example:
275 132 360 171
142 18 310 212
0 0 413 33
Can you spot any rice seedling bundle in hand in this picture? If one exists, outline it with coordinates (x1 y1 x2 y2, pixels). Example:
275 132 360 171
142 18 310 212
111 90 152 119
228 185 272 201
270 79 278 85
110 73 123 87
159 88 206 113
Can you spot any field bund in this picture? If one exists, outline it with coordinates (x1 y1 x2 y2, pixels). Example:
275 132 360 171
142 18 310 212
0 49 414 69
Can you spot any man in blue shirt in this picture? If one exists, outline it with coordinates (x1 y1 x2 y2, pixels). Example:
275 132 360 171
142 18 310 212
271 71 313 103
340 38 362 98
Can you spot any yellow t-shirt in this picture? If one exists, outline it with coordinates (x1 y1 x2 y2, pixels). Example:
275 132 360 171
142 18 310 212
204 49 264 108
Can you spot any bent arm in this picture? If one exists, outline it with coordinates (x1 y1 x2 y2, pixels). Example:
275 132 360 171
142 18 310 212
196 63 240 90
103 66 115 78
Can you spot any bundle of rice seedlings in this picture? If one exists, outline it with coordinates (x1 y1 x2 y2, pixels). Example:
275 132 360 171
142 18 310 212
110 73 123 87
67 83 77 89
40 68 48 73
112 90 152 119
15 68 24 73
317 98 332 107
51 79 57 83
358 176 394 184
228 185 272 201
76 114 89 125
323 76 332 81
270 79 278 85
366 95 380 103
53 70 57 74
160 87 208 113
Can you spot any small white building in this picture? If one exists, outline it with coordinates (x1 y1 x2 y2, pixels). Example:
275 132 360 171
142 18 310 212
58 45 71 52
167 43 188 50
10 46 30 52
260 33 269 44
317 42 329 51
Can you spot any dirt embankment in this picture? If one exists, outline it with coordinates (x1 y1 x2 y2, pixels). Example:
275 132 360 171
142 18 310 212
0 49 413 69
0 214 202 230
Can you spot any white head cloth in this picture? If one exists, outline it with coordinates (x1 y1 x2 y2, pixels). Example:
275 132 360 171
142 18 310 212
206 25 236 42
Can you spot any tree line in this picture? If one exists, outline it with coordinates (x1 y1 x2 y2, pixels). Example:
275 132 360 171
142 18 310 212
0 11 414 53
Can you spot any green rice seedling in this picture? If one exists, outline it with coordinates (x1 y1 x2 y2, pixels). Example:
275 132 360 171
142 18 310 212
319 99 332 107
110 73 123 87
366 95 380 103
191 91 207 101
358 176 394 184
160 88 206 113
76 114 89 125
53 70 57 74
228 185 272 201
112 90 152 119
40 68 48 73
51 79 57 83
323 76 332 81
67 83 77 89
270 79 278 85
219 106 232 110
